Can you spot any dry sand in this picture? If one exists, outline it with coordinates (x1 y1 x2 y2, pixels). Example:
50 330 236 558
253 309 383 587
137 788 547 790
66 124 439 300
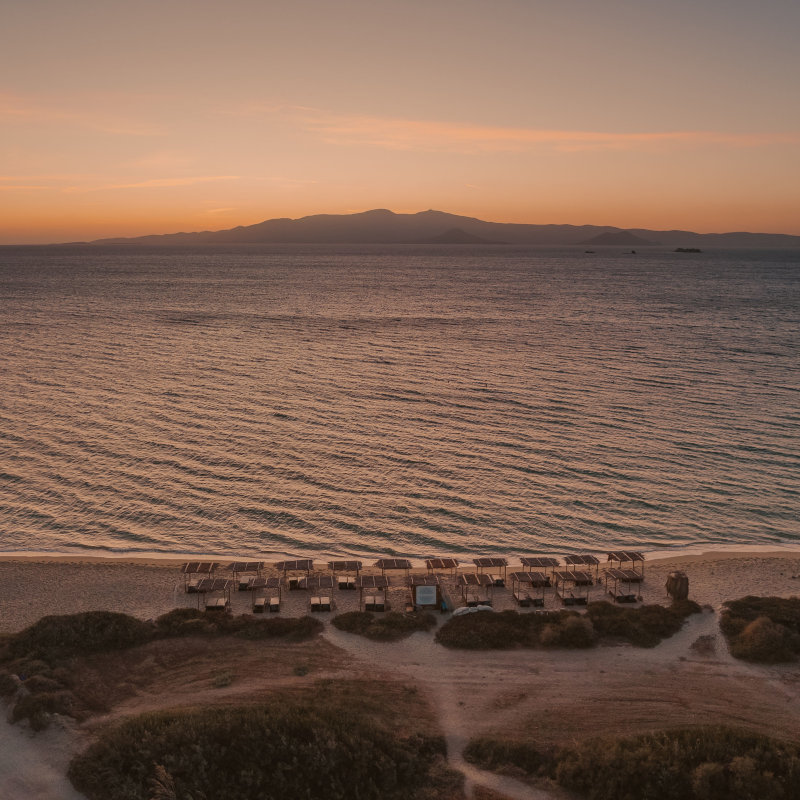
2 550 800 800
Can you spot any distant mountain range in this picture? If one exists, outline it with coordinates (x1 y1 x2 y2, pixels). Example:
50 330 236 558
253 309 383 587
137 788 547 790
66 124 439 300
92 209 800 248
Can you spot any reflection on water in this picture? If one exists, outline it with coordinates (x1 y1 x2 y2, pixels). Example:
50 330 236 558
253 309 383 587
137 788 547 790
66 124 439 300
0 244 798 558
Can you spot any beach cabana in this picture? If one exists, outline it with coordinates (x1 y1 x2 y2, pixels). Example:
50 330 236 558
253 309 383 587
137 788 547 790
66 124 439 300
457 572 494 606
328 560 362 590
274 559 314 590
226 561 264 591
181 562 220 593
510 571 549 607
520 557 559 581
194 577 233 612
408 573 442 610
553 570 592 606
603 568 641 603
301 575 334 612
564 555 600 582
374 558 412 578
473 557 508 587
606 551 645 579
356 574 389 612
425 557 459 577
248 576 281 613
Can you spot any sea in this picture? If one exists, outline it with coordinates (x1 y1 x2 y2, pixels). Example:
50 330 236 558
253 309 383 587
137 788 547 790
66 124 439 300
0 244 798 562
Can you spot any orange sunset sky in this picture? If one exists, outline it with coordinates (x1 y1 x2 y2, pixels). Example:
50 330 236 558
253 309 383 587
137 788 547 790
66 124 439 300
2 0 799 244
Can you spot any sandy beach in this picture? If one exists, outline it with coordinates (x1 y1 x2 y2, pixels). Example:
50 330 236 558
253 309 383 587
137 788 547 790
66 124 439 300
3 550 800 800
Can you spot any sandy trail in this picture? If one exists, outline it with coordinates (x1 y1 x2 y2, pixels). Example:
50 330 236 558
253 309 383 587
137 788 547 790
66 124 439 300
0 717 85 800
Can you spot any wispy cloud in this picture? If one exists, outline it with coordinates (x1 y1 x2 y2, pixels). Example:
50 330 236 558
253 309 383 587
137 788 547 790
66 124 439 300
260 106 799 153
0 93 166 136
109 175 240 189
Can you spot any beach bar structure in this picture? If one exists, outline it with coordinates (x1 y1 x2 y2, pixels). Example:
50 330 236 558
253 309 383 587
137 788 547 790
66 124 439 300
520 557 560 580
328 560 362 590
248 576 281 613
473 557 508 587
425 557 459 577
564 554 601 582
408 573 442 610
510 571 549 607
194 577 233 611
274 559 314 590
553 570 592 606
457 572 494 606
181 562 220 593
226 561 264 591
356 574 389 612
606 551 645 578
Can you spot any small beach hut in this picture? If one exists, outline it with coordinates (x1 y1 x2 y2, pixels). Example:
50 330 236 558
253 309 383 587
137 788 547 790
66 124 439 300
328 560 362 590
181 562 220 593
408 573 442 610
473 557 508 587
274 559 314 590
356 574 389 612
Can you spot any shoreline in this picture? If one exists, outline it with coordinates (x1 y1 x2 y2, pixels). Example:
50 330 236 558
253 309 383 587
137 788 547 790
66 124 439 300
2 544 799 569
2 549 800 636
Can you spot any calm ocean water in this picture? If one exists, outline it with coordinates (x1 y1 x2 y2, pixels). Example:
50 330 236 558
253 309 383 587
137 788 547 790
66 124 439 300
0 244 798 561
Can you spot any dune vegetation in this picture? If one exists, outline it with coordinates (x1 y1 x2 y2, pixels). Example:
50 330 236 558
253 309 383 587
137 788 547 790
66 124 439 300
720 596 800 663
0 609 322 729
464 726 800 800
69 682 464 800
435 600 700 650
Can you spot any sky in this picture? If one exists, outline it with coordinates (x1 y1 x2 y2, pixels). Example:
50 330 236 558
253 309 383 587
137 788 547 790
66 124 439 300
2 0 799 243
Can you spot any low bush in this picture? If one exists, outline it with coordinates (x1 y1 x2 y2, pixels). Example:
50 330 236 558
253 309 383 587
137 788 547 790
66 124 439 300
464 726 800 800
332 610 437 641
1 609 323 728
68 700 453 800
7 611 153 661
720 596 800 663
435 601 698 650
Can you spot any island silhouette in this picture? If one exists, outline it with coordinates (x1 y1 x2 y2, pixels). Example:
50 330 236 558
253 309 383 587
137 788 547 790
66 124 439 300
90 209 800 249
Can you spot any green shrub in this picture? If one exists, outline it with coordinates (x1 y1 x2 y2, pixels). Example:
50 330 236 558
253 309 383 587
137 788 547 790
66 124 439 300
7 611 154 661
435 602 698 650
465 726 800 800
1 609 324 729
332 611 437 641
721 597 800 663
68 701 450 800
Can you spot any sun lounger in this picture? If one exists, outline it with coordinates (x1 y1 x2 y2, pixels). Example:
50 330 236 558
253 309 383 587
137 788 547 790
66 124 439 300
513 589 532 607
488 573 505 587
268 596 280 613
364 596 376 611
319 595 331 612
338 577 356 590
205 596 229 612
253 596 267 613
